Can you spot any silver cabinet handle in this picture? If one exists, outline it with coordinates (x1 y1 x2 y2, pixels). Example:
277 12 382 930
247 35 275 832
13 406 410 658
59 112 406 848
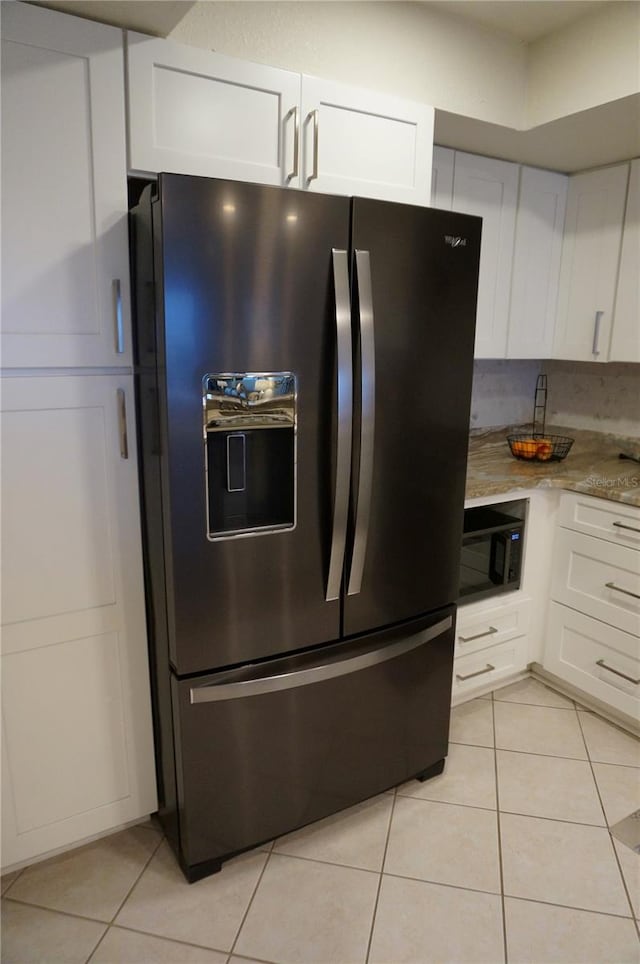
605 581 640 601
348 250 376 597
286 105 299 181
190 615 452 703
112 279 124 354
613 521 640 534
592 309 604 356
458 626 498 643
326 249 353 601
596 659 640 686
456 663 495 682
117 388 128 460
308 109 319 183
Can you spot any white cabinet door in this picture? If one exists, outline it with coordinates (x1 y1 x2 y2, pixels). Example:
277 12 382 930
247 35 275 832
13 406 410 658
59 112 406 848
451 152 519 358
431 146 454 210
127 33 301 186
508 167 568 358
300 75 433 204
1 2 132 369
553 164 629 362
1 375 156 868
610 159 640 363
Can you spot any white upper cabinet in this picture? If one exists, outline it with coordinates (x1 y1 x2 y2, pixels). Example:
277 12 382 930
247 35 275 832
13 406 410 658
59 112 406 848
126 33 434 204
1 2 132 368
431 146 455 210
553 163 629 362
300 76 433 204
451 152 519 358
610 158 640 363
508 167 568 358
126 33 301 187
1 374 156 868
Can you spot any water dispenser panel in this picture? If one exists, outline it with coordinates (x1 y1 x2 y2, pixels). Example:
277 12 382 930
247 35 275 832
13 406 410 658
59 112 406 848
203 373 296 539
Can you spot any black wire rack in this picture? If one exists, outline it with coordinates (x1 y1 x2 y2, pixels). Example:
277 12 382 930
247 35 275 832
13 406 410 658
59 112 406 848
507 374 574 462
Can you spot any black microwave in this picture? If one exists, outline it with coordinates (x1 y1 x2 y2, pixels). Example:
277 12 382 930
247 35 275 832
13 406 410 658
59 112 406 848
459 504 524 604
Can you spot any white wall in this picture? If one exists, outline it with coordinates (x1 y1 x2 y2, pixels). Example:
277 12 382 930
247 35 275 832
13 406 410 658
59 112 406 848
527 1 640 126
169 1 528 128
168 1 640 132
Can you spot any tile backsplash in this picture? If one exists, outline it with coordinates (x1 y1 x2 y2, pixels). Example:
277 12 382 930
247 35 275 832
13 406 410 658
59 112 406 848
542 360 640 437
470 359 640 437
469 360 540 429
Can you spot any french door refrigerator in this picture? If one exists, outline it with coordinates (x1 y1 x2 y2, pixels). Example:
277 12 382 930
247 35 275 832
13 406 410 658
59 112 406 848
131 173 481 881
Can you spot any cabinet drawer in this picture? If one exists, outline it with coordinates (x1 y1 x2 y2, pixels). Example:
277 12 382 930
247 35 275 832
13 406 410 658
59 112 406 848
545 603 640 718
452 636 528 700
455 598 530 657
551 529 640 636
557 492 640 548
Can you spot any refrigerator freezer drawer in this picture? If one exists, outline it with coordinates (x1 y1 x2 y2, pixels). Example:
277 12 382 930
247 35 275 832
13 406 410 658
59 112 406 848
170 606 455 879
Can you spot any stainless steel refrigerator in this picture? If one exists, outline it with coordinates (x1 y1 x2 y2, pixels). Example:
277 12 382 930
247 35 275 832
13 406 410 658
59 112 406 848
131 173 481 881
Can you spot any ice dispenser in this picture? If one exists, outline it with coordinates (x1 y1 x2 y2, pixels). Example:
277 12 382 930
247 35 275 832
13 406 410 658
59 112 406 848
203 374 296 539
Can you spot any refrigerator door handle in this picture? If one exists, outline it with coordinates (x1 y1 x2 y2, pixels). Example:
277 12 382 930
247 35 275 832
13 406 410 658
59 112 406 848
325 249 353 602
348 249 376 597
190 615 452 703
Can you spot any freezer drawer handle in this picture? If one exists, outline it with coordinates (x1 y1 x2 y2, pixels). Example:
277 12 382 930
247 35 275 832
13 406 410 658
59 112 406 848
458 626 498 643
189 614 452 703
326 249 353 602
613 521 640 534
596 659 640 686
605 581 640 601
456 663 495 682
348 249 376 597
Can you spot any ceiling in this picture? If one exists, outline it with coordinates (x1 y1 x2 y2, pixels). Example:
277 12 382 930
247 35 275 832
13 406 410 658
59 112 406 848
30 0 612 42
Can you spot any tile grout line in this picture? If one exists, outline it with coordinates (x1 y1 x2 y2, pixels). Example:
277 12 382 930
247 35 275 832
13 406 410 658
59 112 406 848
364 788 397 964
90 918 241 960
226 844 274 960
451 739 639 767
575 709 640 939
492 695 509 964
108 829 165 926
84 830 166 964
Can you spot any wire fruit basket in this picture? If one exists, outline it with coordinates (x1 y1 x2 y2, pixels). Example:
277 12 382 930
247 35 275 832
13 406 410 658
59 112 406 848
507 375 574 463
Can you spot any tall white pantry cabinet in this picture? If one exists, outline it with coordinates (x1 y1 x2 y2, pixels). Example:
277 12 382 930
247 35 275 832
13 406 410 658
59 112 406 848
0 2 156 868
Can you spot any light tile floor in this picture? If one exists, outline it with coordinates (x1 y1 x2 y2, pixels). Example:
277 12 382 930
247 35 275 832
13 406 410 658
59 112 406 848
2 677 639 963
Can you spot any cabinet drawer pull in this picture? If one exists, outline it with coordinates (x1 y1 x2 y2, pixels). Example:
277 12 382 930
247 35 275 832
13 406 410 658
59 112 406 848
117 388 128 460
308 109 319 182
613 521 640 534
596 659 640 686
456 663 495 682
592 309 604 356
112 279 124 354
605 581 640 601
458 626 498 643
286 105 299 181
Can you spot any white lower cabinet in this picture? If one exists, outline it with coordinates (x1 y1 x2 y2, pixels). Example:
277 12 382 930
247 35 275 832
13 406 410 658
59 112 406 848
544 492 640 720
545 604 639 719
1 374 157 868
453 596 530 703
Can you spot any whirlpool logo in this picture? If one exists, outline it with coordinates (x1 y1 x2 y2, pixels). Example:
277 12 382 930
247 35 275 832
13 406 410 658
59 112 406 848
444 235 468 247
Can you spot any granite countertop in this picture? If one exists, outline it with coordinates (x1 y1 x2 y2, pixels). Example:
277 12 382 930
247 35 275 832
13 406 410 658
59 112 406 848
466 424 640 507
